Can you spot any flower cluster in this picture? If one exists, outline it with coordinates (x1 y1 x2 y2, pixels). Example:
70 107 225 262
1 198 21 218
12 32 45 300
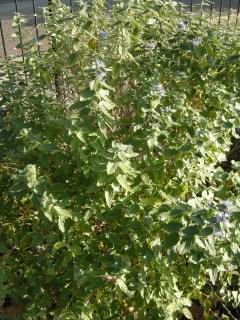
215 200 232 223
95 59 106 69
99 30 109 40
177 20 188 32
95 71 107 79
145 42 156 50
147 18 156 26
163 106 173 113
94 59 107 79
213 201 232 238
192 38 202 46
151 83 166 97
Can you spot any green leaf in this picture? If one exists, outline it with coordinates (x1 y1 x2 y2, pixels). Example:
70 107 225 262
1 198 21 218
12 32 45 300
116 279 132 297
116 174 131 192
162 222 183 233
162 232 180 249
200 226 213 237
53 206 72 233
158 205 171 213
107 162 116 175
171 208 184 216
68 52 79 65
208 268 218 285
53 242 66 253
105 190 113 208
182 226 199 239
182 308 193 320
25 164 37 189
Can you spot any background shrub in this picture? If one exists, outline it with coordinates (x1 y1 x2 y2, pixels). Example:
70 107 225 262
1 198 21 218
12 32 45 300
1 0 240 319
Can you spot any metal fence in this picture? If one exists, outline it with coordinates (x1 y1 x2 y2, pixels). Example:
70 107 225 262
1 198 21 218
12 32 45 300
0 0 73 60
0 0 240 61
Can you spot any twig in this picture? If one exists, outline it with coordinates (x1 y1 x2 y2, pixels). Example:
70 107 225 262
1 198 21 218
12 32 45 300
207 282 238 320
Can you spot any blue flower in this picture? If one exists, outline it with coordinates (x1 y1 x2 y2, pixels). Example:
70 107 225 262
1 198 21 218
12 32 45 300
222 200 232 212
95 59 106 70
212 225 224 239
94 59 108 79
215 201 232 224
99 30 109 39
95 70 107 79
215 211 225 223
145 42 156 50
212 201 233 239
177 20 188 32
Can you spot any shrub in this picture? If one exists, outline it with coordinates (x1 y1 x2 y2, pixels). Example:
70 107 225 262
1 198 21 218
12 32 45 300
1 0 240 319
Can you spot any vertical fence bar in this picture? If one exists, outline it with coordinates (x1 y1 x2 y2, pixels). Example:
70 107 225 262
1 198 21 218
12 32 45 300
32 0 41 54
200 0 203 25
190 0 193 12
0 20 7 59
48 0 62 101
178 0 182 16
210 0 214 22
218 0 223 24
69 0 73 13
14 0 25 63
0 19 13 89
236 0 240 24
227 0 232 24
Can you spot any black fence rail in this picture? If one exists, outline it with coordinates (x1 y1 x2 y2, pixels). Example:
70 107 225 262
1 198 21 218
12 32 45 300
0 0 240 60
0 0 75 60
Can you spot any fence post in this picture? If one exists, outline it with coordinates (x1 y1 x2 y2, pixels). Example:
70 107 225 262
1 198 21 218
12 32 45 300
32 0 40 54
14 0 25 63
0 20 7 59
48 0 62 102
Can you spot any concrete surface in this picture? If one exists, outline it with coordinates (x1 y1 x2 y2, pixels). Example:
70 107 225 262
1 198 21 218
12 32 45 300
0 0 239 58
0 0 71 19
0 0 239 19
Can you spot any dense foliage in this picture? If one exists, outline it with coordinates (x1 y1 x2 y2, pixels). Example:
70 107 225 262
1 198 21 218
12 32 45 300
1 0 240 319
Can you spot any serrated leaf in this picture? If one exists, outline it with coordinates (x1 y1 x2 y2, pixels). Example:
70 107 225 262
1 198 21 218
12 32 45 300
25 164 37 189
162 222 183 233
116 279 132 297
53 242 66 253
118 161 136 176
182 225 199 239
171 208 184 216
105 190 113 208
201 226 213 237
53 206 71 233
162 232 180 249
107 162 116 175
116 174 131 192
75 130 87 143
68 52 79 65
98 101 114 119
58 217 65 233
208 268 218 285
182 308 193 320
158 204 171 213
